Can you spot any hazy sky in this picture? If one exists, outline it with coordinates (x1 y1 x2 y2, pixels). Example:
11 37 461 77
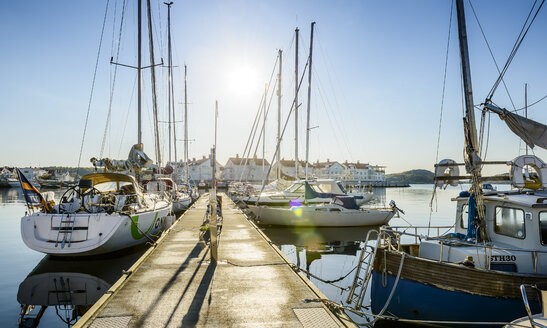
1 0 547 174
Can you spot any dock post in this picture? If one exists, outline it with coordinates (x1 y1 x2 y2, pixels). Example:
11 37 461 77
210 147 218 262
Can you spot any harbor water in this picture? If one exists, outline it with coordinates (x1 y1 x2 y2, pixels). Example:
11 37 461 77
0 184 506 327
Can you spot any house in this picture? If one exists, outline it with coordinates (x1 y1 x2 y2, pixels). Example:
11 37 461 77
171 156 222 185
313 159 346 179
270 159 313 180
223 154 270 182
343 161 386 184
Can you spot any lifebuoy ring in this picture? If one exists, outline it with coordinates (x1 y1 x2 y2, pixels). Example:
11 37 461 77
435 159 460 188
510 155 547 189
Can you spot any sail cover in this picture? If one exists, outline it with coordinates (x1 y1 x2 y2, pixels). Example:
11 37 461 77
487 104 547 150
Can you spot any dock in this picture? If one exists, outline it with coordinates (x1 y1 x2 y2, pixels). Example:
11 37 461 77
74 193 352 328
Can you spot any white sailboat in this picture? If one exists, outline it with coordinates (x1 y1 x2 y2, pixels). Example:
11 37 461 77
250 23 395 227
250 181 395 227
19 0 171 256
244 178 372 206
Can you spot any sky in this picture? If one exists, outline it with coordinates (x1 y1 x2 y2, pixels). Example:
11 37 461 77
1 0 547 174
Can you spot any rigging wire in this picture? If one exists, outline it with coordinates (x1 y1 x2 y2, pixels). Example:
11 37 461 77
101 0 128 159
486 0 545 102
428 0 454 234
238 56 280 182
77 0 111 175
315 30 354 162
117 76 138 157
468 0 517 111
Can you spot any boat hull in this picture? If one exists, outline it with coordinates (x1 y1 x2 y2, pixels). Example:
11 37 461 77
244 193 372 208
249 205 393 227
370 248 545 327
173 196 192 213
21 205 170 256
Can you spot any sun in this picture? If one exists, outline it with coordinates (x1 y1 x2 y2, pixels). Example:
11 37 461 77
228 64 261 98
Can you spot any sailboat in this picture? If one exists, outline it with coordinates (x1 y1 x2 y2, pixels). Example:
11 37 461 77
19 0 171 256
349 1 547 325
143 1 192 214
250 181 396 226
250 23 396 227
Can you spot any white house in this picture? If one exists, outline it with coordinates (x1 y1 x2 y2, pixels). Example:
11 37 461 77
223 154 270 182
313 160 346 179
342 161 386 184
171 156 222 185
270 159 313 180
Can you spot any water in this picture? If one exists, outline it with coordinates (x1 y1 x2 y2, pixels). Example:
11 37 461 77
0 184 507 327
0 188 147 327
260 184 511 325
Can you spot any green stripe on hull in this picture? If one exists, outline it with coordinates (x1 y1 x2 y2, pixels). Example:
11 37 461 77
131 212 159 240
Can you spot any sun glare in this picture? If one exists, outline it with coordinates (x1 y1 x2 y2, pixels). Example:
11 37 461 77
228 64 261 98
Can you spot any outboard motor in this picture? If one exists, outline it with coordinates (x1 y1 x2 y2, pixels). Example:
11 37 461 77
389 200 405 217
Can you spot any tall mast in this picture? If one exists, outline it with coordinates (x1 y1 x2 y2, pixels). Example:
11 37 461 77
184 64 189 183
525 83 528 155
305 22 315 180
456 0 478 157
137 0 142 144
165 1 175 163
147 0 161 168
263 83 267 174
294 28 299 178
456 0 487 240
277 50 282 180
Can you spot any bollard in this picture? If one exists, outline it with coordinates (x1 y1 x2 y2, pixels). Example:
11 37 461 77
210 191 218 262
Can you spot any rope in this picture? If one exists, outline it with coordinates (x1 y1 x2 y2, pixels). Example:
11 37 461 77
429 0 454 235
100 0 127 159
487 0 545 102
291 263 357 291
77 0 111 175
468 0 517 111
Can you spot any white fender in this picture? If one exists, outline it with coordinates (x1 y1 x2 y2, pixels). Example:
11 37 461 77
435 159 460 187
510 155 547 188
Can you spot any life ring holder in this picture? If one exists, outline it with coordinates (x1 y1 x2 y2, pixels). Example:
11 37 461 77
509 155 547 189
435 159 460 188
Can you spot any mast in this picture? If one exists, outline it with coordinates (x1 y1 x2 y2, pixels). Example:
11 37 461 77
277 50 282 180
263 83 267 174
185 65 189 183
294 28 299 179
165 1 175 163
305 22 315 180
525 83 528 155
137 0 142 144
147 0 161 168
456 0 487 240
456 0 478 156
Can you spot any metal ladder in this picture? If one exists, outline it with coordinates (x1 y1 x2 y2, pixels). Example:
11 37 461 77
54 214 76 249
346 229 382 310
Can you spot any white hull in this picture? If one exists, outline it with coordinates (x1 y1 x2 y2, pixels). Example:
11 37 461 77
21 204 170 256
249 205 394 227
173 195 192 213
245 193 372 207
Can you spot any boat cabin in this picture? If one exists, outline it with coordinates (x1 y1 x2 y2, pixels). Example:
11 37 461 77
283 179 347 195
419 190 547 274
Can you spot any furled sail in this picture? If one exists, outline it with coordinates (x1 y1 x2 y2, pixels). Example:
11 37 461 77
485 103 547 150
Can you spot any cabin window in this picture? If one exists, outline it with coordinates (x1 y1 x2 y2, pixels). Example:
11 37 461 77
494 207 525 239
539 212 547 245
317 184 332 193
460 204 468 229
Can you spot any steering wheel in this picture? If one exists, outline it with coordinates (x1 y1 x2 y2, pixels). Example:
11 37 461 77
81 187 108 213
59 186 81 214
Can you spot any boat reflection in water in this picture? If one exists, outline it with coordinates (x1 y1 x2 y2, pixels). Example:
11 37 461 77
17 246 146 327
262 225 380 307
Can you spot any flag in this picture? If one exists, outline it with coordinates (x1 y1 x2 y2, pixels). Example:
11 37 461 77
16 168 51 212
